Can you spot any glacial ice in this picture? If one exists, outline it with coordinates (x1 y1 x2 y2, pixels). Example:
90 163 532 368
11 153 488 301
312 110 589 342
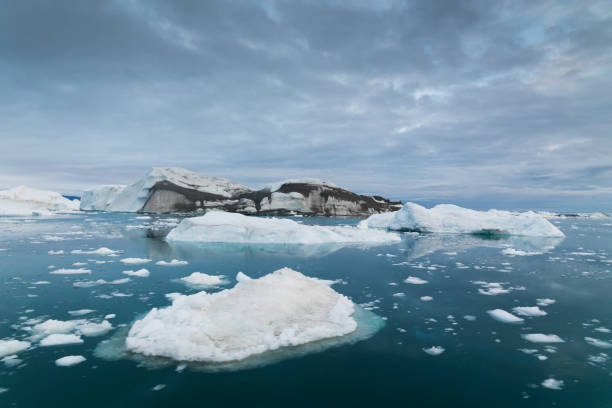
363 202 565 237
166 211 401 244
521 334 565 343
0 186 79 216
125 268 362 363
487 309 524 324
0 339 30 358
55 355 86 367
80 167 252 212
180 272 227 288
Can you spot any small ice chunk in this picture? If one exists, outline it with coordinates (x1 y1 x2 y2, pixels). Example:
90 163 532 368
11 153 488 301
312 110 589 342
152 384 166 391
487 309 524 324
55 355 86 367
104 314 116 320
512 306 548 317
423 346 445 356
77 320 113 337
541 378 564 390
68 309 95 317
48 250 64 255
71 247 121 256
521 334 565 343
156 259 188 266
49 268 91 275
584 337 612 348
420 296 433 301
180 272 226 288
502 248 542 256
536 298 556 307
0 339 30 358
123 269 150 277
392 292 406 297
464 315 477 321
120 258 151 265
40 334 84 346
404 276 428 285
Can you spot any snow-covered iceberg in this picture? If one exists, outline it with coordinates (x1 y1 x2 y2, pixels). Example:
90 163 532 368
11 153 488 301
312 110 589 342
0 186 80 216
362 202 564 237
166 211 401 244
124 268 381 365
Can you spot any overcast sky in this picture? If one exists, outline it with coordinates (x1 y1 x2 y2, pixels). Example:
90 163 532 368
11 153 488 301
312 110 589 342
1 0 611 211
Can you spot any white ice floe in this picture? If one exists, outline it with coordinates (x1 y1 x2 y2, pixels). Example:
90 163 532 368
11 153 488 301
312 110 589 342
512 306 548 317
71 247 121 256
125 268 359 363
123 269 150 278
502 248 543 256
166 211 401 244
40 334 84 346
521 334 565 343
423 346 445 356
0 186 79 216
180 272 227 288
473 281 524 296
80 167 252 212
541 378 564 390
68 309 95 317
48 250 64 255
404 276 428 285
487 309 524 324
0 339 30 358
32 318 112 339
363 202 565 237
120 257 151 265
156 259 188 266
537 298 556 307
584 337 612 348
55 355 86 367
420 296 433 301
49 268 91 275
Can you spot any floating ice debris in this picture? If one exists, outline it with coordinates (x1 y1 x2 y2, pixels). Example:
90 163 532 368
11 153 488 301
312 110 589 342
72 262 87 266
32 281 50 285
423 346 445 356
49 268 92 275
104 314 116 320
152 384 166 391
67 309 95 317
521 334 565 343
518 348 538 355
473 281 524 296
123 269 150 278
125 268 361 363
0 186 79 216
55 355 86 367
166 211 401 244
73 278 129 288
363 202 565 237
180 272 227 288
392 292 406 297
120 257 151 265
594 327 611 333
71 247 121 256
404 276 428 285
156 259 188 266
584 337 612 348
464 315 477 321
502 248 543 256
0 388 8 394
420 296 433 301
0 339 30 358
512 306 548 317
487 309 524 324
537 298 556 307
588 353 609 364
541 378 564 390
48 250 64 255
40 334 84 346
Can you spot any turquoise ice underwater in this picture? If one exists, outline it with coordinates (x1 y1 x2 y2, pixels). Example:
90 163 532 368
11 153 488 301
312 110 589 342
1 213 612 407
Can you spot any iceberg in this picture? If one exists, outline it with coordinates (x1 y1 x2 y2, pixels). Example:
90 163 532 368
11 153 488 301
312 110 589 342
363 202 565 237
166 211 401 244
125 268 370 364
0 186 79 216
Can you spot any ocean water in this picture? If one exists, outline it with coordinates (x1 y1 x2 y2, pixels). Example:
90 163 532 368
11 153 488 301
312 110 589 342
1 213 611 407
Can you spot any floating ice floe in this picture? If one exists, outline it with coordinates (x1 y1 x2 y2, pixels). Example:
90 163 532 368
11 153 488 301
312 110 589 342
123 269 150 277
73 278 129 288
55 355 86 367
156 259 188 266
512 306 547 317
68 309 95 317
501 248 543 256
121 268 382 366
423 346 445 356
362 202 565 237
40 334 84 346
180 272 227 288
49 268 92 275
420 296 433 301
48 250 64 255
71 247 121 256
541 378 564 390
404 276 428 285
166 211 401 244
584 337 612 348
487 309 524 324
537 298 556 307
0 186 80 216
120 258 151 265
0 339 30 358
521 334 565 343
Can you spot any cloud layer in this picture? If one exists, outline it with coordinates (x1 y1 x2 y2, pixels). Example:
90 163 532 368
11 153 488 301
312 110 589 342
1 0 611 211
